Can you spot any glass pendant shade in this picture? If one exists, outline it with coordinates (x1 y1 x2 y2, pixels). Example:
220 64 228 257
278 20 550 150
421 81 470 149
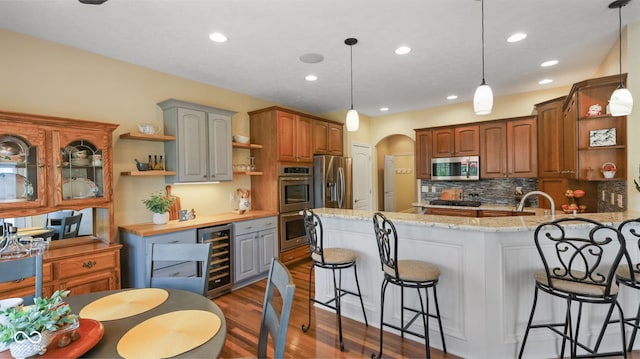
474 82 493 115
346 108 359 132
609 87 633 116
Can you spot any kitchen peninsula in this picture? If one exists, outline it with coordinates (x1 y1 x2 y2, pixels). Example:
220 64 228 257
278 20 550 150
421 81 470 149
310 208 640 359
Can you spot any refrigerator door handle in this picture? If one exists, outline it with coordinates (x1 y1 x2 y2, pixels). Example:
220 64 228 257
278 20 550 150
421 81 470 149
337 167 345 208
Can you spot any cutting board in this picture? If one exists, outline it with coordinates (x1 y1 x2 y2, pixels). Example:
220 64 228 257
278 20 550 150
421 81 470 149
440 188 463 201
165 185 181 220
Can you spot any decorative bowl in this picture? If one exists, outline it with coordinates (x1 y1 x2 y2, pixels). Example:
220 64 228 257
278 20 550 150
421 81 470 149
233 135 250 144
137 124 159 135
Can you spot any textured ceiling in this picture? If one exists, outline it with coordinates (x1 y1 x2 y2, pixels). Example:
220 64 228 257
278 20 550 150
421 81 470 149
1 0 639 117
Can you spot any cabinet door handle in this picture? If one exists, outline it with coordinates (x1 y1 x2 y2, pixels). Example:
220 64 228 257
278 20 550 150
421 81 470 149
168 240 179 244
82 260 97 269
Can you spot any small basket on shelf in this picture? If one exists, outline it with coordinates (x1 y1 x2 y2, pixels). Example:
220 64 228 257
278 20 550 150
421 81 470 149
601 162 617 179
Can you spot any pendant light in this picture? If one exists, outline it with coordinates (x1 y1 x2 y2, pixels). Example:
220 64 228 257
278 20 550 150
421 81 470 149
345 38 359 132
473 0 493 115
608 0 633 116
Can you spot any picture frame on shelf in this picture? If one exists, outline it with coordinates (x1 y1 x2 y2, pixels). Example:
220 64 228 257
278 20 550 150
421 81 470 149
589 128 616 147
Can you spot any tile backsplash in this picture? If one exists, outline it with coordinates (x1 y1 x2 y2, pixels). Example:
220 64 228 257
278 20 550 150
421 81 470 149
419 178 626 212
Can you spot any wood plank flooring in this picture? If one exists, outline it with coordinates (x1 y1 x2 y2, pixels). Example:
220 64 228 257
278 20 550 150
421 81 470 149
216 259 457 359
215 259 640 359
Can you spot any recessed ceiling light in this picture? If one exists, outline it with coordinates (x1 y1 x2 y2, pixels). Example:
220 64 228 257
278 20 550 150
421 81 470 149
299 53 324 64
209 32 228 43
538 79 553 85
541 60 559 67
394 46 411 55
447 95 458 100
506 32 527 43
305 74 318 81
380 107 389 112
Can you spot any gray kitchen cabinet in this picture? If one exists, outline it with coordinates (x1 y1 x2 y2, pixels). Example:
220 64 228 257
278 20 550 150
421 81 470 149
158 99 235 183
120 228 197 288
233 216 278 287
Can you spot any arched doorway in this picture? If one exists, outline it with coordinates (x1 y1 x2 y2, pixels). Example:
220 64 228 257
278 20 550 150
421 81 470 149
375 134 416 212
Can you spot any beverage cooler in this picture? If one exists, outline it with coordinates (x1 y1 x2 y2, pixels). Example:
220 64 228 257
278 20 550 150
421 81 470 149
197 224 233 298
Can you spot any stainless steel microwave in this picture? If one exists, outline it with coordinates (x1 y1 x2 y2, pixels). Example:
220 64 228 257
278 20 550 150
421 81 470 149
431 156 480 181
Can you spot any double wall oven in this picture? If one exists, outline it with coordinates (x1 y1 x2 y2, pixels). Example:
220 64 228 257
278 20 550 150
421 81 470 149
278 164 313 251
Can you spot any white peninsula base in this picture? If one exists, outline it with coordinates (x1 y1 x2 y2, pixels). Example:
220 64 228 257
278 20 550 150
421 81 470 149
311 208 640 359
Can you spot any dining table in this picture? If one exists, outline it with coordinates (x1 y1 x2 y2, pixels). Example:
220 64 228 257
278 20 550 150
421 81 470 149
60 288 227 358
16 226 55 240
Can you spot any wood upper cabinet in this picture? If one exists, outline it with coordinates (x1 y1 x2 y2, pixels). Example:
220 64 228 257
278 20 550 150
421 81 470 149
0 111 117 222
536 96 567 177
276 111 313 162
562 93 578 178
507 116 537 178
571 74 627 181
479 121 507 178
480 116 537 178
313 120 343 156
432 125 479 158
415 129 432 179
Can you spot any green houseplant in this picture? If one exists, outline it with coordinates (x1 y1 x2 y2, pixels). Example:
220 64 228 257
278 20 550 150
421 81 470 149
0 290 77 357
143 191 175 224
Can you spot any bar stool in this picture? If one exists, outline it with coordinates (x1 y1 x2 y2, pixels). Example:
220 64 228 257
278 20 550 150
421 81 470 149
595 218 640 353
518 217 627 359
300 208 368 351
371 212 446 359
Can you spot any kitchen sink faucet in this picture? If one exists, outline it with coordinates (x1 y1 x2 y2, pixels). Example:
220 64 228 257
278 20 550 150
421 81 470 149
516 191 555 220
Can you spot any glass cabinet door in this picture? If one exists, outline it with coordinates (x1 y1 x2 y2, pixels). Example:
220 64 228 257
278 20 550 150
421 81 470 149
53 130 111 205
0 127 47 209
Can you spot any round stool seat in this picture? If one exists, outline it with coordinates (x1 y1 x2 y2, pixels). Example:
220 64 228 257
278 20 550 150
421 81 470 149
534 269 619 296
385 260 440 282
312 248 358 265
615 263 639 283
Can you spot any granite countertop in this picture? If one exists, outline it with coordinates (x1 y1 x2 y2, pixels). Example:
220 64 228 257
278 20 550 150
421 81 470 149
312 207 640 233
119 210 278 237
411 201 549 215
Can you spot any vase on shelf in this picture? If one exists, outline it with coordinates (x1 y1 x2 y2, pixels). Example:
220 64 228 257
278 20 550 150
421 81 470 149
152 212 169 225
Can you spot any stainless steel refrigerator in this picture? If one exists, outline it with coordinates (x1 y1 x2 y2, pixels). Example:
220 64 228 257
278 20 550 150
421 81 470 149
313 155 352 209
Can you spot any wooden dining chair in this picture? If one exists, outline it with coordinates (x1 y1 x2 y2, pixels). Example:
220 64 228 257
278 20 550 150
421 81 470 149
258 258 296 359
0 254 43 305
145 242 212 296
46 210 74 240
55 213 83 240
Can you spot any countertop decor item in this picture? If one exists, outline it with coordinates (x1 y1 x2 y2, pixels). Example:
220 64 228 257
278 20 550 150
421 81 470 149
143 191 175 224
601 162 617 178
0 290 77 358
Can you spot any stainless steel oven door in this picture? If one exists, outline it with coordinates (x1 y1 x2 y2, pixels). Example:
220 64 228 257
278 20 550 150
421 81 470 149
278 176 313 213
279 211 308 251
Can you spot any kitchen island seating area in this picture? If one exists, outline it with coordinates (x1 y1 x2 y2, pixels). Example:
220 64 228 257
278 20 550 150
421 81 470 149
518 217 628 359
372 212 447 359
300 208 368 352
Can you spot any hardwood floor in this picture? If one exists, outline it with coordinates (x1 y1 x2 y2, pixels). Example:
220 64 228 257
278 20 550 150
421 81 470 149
216 259 457 359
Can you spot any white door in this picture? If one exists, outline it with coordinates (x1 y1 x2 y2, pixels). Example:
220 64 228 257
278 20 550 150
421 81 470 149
384 155 396 211
351 143 372 210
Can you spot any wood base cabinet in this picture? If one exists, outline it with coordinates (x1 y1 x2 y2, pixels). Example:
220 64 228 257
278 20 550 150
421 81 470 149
0 239 121 300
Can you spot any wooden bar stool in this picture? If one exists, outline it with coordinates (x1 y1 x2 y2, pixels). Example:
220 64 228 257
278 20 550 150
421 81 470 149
301 208 368 351
371 212 446 359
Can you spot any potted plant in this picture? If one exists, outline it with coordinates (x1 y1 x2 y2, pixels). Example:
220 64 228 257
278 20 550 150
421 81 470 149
0 290 77 358
143 191 175 224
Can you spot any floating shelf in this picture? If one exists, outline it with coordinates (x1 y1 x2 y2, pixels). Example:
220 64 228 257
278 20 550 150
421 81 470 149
120 170 177 176
119 133 176 142
232 142 262 149
233 171 263 176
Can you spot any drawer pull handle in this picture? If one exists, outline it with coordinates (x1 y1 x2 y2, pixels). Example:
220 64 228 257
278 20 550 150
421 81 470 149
83 260 97 269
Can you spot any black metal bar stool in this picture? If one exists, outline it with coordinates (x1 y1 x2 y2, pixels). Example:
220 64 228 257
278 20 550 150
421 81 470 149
371 212 446 359
594 218 640 353
300 208 368 351
518 217 628 359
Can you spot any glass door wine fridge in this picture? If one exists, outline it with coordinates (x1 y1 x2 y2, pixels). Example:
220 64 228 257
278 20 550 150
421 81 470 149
198 224 233 298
